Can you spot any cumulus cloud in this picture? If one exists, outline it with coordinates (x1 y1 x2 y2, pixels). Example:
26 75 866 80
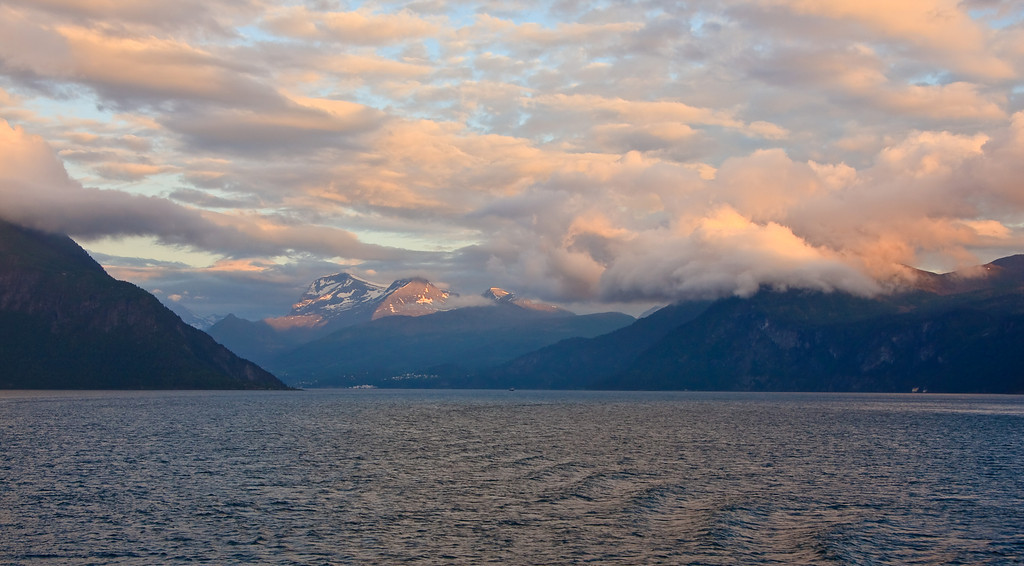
755 0 1015 80
453 116 1024 304
599 206 882 301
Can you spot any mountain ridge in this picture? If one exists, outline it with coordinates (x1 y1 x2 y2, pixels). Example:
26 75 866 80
485 256 1024 393
0 219 289 390
267 303 635 388
208 273 591 366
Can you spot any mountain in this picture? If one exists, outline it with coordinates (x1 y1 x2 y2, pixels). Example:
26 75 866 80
485 299 714 389
266 303 635 388
161 300 221 330
208 273 452 363
374 277 452 319
610 286 1024 392
483 286 566 313
205 314 313 366
905 255 1024 296
0 220 289 389
487 256 1024 393
274 273 450 329
291 272 387 318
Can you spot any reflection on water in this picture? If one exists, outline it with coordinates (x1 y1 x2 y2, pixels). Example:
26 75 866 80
1 390 1022 564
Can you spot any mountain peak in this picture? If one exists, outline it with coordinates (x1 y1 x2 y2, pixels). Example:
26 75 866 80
483 287 515 303
989 254 1024 277
304 272 384 297
482 286 569 314
904 254 1024 296
0 219 287 390
372 279 450 320
384 276 432 293
290 273 388 318
273 273 451 329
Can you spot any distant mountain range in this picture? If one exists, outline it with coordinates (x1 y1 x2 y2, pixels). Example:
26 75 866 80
0 219 289 390
483 257 1024 393
206 255 1024 392
281 273 452 329
161 300 221 330
207 272 634 385
207 273 454 362
9 214 1019 393
267 304 634 388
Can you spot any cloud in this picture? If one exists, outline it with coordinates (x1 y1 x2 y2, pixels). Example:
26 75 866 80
2 0 264 34
93 162 175 181
747 45 1008 122
0 120 408 262
473 13 644 49
527 93 790 143
262 6 442 45
94 251 344 320
752 0 1015 80
599 206 882 301
454 117 1024 304
168 188 261 209
165 96 387 154
0 18 278 109
1 1 1022 318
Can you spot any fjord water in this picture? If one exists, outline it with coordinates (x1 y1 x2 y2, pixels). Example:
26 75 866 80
1 390 1022 565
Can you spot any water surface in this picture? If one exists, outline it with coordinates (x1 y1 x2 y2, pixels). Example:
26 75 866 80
1 390 1022 564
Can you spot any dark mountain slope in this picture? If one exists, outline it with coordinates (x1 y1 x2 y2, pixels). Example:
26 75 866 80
0 220 288 389
207 314 320 366
608 287 1024 393
483 256 1024 393
908 254 1024 295
486 300 714 389
267 304 634 387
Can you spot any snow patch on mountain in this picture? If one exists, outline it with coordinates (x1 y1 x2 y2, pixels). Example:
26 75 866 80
274 273 453 328
483 287 567 313
290 273 388 317
371 278 451 320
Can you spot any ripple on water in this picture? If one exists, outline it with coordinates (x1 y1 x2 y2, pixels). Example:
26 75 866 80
0 390 1022 565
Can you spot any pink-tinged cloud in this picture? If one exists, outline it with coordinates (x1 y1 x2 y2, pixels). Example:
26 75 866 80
528 93 789 140
599 206 881 301
755 0 1015 80
1 0 1021 317
263 6 442 45
0 120 405 261
165 96 386 154
2 0 264 33
461 114 1024 304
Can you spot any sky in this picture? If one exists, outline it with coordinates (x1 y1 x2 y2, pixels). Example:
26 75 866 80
1 0 1023 320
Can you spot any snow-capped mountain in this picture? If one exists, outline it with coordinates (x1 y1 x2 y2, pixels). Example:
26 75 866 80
209 275 569 367
374 278 451 320
483 287 565 313
265 273 451 331
290 273 388 319
160 300 222 330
